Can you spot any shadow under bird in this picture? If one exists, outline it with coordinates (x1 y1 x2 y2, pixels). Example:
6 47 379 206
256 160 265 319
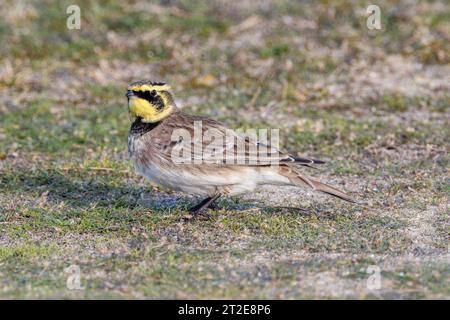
126 80 354 216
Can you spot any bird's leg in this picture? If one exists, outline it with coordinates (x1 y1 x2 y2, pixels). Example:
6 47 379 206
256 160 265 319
188 194 221 215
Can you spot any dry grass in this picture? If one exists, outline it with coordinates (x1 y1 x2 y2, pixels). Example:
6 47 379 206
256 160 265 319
0 0 449 299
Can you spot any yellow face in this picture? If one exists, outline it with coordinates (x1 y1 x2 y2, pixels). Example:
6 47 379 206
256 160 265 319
126 81 175 123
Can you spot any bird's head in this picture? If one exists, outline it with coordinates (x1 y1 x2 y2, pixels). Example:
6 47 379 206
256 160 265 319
126 80 176 123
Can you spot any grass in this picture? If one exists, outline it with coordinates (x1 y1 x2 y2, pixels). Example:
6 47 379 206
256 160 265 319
0 0 449 299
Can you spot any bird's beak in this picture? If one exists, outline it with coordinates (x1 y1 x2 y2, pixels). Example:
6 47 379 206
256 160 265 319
126 90 134 121
126 90 134 99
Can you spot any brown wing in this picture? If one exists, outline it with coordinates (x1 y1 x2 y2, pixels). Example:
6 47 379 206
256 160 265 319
157 111 325 166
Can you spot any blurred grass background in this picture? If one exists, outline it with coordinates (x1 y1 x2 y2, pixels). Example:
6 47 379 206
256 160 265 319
0 0 448 299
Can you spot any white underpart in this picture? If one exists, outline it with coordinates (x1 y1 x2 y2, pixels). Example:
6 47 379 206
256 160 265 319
133 158 292 196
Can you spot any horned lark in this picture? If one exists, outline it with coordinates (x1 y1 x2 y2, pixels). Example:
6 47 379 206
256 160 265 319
126 80 354 215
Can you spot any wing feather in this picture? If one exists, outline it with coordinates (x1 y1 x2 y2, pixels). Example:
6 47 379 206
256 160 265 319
159 112 324 166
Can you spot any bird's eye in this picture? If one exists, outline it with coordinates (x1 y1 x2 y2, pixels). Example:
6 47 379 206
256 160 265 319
151 90 157 96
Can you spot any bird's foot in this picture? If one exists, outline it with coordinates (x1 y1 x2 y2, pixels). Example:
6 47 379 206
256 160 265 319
183 195 221 221
183 209 212 221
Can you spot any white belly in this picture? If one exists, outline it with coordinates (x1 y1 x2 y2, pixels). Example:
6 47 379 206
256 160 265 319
132 159 264 196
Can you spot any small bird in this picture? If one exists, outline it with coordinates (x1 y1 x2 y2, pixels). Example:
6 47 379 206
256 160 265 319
126 80 354 215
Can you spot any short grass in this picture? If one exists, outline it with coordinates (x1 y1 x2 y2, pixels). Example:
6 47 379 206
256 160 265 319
0 0 449 299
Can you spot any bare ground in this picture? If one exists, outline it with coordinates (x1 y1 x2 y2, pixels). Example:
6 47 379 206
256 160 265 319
0 0 449 299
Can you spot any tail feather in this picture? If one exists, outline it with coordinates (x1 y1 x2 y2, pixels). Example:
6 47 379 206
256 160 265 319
279 166 355 203
307 177 355 203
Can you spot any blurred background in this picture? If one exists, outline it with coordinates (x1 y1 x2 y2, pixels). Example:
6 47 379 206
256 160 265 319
0 0 449 158
0 0 448 299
